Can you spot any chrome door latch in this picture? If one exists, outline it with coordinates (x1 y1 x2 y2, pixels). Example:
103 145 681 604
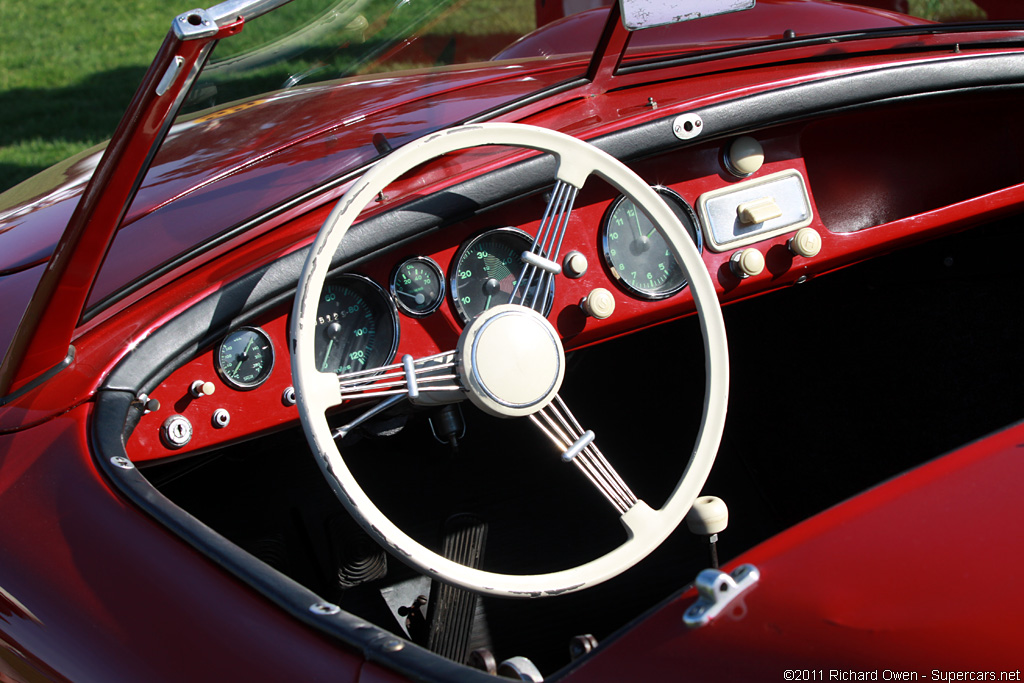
683 563 759 629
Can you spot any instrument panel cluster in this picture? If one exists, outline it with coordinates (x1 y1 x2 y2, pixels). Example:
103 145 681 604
127 129 826 464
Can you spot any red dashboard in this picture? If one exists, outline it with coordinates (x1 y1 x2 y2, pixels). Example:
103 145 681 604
126 88 1024 463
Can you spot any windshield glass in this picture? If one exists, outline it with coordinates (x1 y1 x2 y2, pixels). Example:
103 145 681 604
97 0 582 312
182 0 547 115
95 0 1018 314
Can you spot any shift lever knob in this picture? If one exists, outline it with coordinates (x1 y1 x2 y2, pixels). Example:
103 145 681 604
686 496 728 568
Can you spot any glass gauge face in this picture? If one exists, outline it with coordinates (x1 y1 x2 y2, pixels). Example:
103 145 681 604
601 188 703 300
449 228 553 324
391 256 444 317
217 326 274 390
315 274 399 376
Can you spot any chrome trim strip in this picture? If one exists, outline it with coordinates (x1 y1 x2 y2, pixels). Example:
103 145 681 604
206 0 296 27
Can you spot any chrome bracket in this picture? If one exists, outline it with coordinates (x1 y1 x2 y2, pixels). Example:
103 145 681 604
173 9 218 40
683 563 759 628
673 112 703 140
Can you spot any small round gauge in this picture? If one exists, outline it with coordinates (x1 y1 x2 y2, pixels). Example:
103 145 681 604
216 326 275 390
601 187 703 300
315 274 399 376
450 227 554 324
391 256 444 317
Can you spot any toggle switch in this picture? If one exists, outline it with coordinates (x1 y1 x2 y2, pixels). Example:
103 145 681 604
736 197 782 225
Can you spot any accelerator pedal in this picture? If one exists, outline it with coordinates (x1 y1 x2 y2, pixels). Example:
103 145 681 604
427 513 490 663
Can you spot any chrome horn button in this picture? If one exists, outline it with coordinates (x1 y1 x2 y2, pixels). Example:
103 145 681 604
457 304 565 418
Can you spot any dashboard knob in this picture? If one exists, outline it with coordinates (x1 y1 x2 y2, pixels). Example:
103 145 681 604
730 248 764 279
725 136 764 177
581 288 615 319
190 380 216 398
562 251 588 279
788 227 821 258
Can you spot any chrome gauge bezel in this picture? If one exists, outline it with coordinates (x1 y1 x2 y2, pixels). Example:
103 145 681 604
600 186 703 301
315 273 400 378
390 256 445 318
448 226 554 325
215 326 275 391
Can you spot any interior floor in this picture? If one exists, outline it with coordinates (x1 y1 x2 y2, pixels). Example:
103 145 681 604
143 216 1024 675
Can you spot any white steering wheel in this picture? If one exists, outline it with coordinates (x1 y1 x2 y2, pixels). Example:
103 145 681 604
291 122 728 597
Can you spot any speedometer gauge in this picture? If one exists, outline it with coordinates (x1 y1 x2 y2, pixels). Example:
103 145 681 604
450 227 554 324
217 327 274 390
601 187 703 300
315 274 399 376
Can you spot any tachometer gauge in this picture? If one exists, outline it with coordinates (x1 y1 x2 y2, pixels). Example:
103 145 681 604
216 326 274 390
450 227 553 324
391 256 444 317
601 187 703 300
315 274 399 376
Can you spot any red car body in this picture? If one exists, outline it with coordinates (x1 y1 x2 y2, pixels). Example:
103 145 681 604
2 0 1024 680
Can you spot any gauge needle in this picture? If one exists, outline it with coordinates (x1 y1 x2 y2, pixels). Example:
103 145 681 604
234 337 254 374
322 339 334 371
483 276 501 310
398 290 426 305
630 208 648 246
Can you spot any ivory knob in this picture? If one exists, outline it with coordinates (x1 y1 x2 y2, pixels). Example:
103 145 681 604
730 249 764 279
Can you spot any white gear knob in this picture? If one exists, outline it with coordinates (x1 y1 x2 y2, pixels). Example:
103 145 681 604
686 495 729 535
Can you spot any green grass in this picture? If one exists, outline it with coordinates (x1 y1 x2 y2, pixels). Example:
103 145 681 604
0 0 175 193
0 0 994 195
0 0 533 194
908 0 985 21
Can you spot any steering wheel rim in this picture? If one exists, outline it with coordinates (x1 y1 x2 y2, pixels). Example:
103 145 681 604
291 122 729 597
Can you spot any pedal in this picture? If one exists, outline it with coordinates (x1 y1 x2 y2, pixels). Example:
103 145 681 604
328 516 388 589
427 513 490 663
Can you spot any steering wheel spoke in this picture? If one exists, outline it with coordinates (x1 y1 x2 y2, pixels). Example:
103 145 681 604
329 350 463 440
335 350 461 403
511 179 579 313
531 395 639 514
